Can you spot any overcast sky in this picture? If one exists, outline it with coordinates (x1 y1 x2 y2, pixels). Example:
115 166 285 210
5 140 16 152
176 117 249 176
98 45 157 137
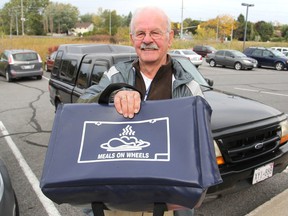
1 0 287 24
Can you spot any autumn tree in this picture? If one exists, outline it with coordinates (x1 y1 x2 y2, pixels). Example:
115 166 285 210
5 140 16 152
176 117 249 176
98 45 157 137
197 15 235 41
195 27 216 40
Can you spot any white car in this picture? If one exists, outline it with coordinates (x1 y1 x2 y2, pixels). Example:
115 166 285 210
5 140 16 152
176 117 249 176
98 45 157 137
270 47 288 54
169 49 203 67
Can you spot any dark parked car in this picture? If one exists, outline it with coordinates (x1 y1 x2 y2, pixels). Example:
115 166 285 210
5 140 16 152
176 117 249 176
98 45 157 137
0 158 19 216
193 45 217 57
48 44 288 198
206 49 258 70
0 49 43 82
244 47 288 71
44 51 57 72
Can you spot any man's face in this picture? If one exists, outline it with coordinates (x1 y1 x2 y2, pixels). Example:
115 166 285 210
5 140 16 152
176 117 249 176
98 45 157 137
130 11 174 65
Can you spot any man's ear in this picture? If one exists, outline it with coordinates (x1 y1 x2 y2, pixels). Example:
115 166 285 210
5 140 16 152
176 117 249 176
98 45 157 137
168 30 174 47
130 33 135 45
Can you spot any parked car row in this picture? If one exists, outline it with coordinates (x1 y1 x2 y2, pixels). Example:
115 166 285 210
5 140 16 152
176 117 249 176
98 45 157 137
200 46 288 71
206 49 257 70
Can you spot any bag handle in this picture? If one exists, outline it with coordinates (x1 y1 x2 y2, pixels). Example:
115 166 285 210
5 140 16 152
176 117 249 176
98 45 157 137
98 83 142 105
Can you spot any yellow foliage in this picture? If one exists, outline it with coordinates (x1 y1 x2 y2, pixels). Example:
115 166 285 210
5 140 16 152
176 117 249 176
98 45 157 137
199 14 236 39
195 28 216 40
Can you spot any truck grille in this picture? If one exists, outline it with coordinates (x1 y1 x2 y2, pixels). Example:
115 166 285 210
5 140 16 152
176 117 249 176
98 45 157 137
217 125 281 163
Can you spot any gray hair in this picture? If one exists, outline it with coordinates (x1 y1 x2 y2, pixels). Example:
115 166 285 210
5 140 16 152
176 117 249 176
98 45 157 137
129 7 171 34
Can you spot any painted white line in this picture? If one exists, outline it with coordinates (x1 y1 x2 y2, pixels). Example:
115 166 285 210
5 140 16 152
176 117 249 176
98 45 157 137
42 76 49 81
0 121 61 216
235 87 288 97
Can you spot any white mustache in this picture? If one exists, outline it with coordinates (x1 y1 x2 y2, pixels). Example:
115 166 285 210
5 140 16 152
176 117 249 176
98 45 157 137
140 43 159 50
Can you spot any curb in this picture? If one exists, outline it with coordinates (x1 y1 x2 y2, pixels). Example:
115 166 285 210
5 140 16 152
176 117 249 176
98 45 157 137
246 166 288 216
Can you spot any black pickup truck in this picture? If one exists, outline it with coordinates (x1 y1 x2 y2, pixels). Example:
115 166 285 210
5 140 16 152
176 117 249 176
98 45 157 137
48 44 288 198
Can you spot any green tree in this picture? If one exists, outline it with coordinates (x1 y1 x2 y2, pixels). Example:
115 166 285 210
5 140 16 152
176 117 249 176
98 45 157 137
0 0 49 35
80 14 93 23
233 14 256 41
122 12 132 27
234 14 245 40
102 10 122 36
183 18 200 35
43 2 79 34
281 25 288 41
255 21 273 41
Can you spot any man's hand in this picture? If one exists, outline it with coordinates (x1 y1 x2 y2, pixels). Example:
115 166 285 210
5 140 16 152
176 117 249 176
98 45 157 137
114 90 141 118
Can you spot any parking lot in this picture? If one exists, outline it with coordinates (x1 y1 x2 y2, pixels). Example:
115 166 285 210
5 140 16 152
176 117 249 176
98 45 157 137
0 62 287 216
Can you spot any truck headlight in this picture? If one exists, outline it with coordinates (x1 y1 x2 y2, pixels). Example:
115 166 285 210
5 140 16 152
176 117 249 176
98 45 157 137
214 140 225 165
280 119 288 144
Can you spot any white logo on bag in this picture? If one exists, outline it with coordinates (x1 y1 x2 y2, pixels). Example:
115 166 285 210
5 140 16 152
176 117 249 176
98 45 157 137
77 118 170 163
100 125 150 151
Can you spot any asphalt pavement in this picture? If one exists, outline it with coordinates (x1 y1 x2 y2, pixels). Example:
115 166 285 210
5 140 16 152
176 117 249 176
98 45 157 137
246 166 288 216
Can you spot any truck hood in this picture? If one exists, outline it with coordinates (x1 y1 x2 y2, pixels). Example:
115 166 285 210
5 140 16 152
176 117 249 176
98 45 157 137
203 89 283 134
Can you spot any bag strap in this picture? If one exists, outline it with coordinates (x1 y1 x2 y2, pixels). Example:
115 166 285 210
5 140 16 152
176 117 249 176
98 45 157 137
153 203 167 216
91 202 105 216
98 83 142 105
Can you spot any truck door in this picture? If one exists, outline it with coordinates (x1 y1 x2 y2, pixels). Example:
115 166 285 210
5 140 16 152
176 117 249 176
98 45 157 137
72 59 110 103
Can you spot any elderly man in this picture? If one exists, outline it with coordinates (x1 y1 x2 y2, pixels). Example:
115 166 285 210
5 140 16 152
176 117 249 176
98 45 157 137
79 6 203 216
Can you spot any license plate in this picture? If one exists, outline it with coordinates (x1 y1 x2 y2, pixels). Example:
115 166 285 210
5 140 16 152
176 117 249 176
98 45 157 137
252 162 274 185
21 65 34 69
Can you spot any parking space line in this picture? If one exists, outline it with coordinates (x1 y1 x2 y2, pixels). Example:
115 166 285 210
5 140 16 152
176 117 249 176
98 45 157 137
0 121 61 216
234 87 288 97
42 76 49 81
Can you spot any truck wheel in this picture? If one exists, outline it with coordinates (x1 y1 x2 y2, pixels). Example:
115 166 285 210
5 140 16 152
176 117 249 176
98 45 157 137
55 99 62 112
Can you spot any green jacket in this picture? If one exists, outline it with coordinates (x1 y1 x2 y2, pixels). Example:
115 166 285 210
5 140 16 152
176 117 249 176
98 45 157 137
77 57 203 103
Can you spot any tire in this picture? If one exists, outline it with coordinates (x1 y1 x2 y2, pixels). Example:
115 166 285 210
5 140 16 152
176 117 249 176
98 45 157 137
14 191 20 216
37 75 42 80
209 59 216 67
234 62 242 70
5 70 12 82
55 99 62 112
275 62 284 71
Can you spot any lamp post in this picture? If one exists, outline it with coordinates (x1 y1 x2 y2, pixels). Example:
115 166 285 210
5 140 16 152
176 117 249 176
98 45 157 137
241 3 254 51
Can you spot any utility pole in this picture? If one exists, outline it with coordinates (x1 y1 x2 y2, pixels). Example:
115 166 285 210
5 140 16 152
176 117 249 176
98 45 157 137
109 10 111 36
180 0 183 39
15 11 19 36
20 0 25 35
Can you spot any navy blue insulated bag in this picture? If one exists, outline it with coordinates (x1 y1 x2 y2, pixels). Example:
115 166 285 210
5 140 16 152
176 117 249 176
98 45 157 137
40 90 222 212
